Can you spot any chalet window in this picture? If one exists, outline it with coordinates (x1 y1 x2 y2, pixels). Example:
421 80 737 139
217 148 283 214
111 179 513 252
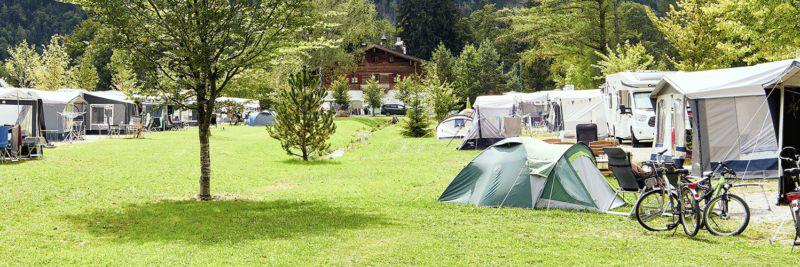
372 57 379 63
389 56 395 63
350 75 359 84
390 74 396 83
373 74 381 82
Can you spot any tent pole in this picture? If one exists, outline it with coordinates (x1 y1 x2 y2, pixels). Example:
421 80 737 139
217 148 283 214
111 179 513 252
778 86 785 173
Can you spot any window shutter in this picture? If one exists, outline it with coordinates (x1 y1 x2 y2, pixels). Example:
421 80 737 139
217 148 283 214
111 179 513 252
357 74 362 84
390 74 395 83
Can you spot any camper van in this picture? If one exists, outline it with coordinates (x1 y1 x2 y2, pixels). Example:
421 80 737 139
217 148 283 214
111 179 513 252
603 71 669 146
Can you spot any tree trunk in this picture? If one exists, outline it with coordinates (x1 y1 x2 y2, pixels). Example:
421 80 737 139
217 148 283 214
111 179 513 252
197 101 212 200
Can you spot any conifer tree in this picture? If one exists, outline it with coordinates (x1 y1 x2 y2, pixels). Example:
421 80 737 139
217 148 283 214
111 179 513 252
331 76 351 113
268 67 336 161
396 77 429 137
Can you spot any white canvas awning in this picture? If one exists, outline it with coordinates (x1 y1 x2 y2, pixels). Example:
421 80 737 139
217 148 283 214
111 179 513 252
0 88 39 101
652 59 800 99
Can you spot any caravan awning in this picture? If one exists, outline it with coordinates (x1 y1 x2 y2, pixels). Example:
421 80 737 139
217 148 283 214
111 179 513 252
652 59 800 99
548 89 602 100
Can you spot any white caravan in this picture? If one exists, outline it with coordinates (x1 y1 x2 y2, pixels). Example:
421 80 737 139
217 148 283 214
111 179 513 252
603 71 669 146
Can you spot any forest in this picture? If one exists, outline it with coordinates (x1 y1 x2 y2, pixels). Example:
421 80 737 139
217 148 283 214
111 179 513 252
0 0 798 104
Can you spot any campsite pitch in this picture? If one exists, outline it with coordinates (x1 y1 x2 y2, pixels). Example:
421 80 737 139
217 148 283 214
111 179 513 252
0 118 797 265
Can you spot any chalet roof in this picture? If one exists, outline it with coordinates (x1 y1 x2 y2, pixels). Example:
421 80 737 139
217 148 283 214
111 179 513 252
364 44 423 63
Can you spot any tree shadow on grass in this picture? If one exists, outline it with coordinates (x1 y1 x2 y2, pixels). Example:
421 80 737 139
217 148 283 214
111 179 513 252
64 200 390 244
278 159 341 166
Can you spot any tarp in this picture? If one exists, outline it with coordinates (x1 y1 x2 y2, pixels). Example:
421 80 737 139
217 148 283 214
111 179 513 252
440 137 625 211
652 59 799 99
547 89 608 137
459 95 518 149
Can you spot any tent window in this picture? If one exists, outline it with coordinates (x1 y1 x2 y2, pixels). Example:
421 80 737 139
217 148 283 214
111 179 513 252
656 99 666 145
90 104 114 125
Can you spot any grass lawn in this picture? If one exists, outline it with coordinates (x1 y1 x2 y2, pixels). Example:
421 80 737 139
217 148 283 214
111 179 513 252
1 118 797 265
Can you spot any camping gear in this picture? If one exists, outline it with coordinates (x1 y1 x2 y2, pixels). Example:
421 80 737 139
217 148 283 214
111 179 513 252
576 124 598 145
604 147 648 215
439 137 625 211
0 126 9 162
27 90 87 141
248 110 276 126
546 89 608 138
649 59 800 180
459 95 517 150
68 90 137 133
0 88 45 145
436 114 473 140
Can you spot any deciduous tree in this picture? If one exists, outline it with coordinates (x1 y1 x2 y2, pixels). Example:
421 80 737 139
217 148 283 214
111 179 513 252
362 76 384 116
594 41 655 78
3 40 40 88
35 35 72 91
72 50 99 90
73 0 309 200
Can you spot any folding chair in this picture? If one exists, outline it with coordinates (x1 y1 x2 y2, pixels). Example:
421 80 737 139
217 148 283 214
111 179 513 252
604 147 648 216
0 126 9 163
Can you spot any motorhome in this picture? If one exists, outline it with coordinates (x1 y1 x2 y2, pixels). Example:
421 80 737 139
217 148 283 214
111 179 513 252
602 71 669 147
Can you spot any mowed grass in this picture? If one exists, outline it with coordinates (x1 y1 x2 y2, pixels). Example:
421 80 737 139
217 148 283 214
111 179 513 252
0 117 797 265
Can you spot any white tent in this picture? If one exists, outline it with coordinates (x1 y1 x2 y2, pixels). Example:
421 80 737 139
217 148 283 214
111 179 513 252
546 89 608 138
0 88 43 139
507 91 550 125
459 95 518 150
436 114 473 139
650 59 800 178
26 90 87 141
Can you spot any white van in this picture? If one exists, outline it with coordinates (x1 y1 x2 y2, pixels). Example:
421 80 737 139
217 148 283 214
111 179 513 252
603 71 670 147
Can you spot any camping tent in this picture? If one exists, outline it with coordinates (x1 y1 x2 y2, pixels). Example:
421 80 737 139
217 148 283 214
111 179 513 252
650 59 800 178
27 90 87 141
0 88 45 139
62 90 137 132
248 110 275 126
459 94 518 150
508 91 550 124
546 89 608 138
440 137 624 211
436 114 473 139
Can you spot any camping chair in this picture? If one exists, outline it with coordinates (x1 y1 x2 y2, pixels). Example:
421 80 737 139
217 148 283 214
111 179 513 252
576 123 598 145
0 126 10 163
604 147 648 216
131 117 144 139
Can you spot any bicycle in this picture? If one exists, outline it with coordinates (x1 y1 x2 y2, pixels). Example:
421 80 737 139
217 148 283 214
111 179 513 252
685 162 750 236
634 149 702 236
778 146 800 246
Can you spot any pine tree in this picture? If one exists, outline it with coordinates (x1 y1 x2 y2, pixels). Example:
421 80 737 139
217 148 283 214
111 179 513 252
430 42 455 83
331 76 351 113
268 67 337 161
395 77 429 137
362 76 384 116
397 0 463 59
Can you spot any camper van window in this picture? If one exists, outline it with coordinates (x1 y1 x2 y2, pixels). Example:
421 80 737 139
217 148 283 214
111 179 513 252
620 91 631 107
633 92 653 109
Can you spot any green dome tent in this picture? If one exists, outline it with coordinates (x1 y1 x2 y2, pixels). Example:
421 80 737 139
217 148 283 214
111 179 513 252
439 137 625 212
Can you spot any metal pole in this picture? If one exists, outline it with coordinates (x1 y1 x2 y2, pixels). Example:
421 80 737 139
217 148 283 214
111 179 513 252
778 87 786 174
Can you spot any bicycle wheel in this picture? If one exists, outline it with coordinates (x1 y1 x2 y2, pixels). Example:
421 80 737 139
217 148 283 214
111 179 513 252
703 194 750 236
635 189 678 231
680 188 702 236
792 207 800 243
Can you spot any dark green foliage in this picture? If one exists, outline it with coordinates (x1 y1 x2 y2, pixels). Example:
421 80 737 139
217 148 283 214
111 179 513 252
0 0 85 61
331 76 351 112
397 0 463 59
401 87 429 137
268 68 337 161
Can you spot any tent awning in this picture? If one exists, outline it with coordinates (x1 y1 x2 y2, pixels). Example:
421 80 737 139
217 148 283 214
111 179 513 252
652 59 800 99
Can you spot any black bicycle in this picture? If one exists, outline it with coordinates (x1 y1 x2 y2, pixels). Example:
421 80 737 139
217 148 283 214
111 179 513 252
779 147 800 246
634 150 702 236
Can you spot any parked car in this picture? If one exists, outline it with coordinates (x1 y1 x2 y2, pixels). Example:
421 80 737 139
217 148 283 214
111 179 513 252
381 104 406 115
